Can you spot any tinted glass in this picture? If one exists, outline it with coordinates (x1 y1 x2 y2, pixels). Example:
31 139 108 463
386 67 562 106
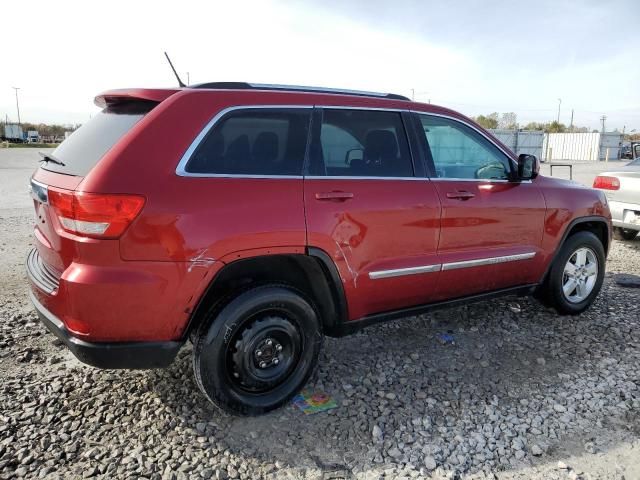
186 109 311 175
42 101 154 176
418 115 512 180
314 109 413 177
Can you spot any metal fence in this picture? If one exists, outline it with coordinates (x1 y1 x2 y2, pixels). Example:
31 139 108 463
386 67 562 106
490 129 545 158
490 130 623 162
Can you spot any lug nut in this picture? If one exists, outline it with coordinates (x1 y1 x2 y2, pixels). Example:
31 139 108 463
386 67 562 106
273 358 279 365
276 344 283 352
259 361 267 368
266 339 273 346
256 350 262 357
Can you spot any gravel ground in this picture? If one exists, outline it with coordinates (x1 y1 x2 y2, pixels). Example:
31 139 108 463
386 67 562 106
1 150 639 480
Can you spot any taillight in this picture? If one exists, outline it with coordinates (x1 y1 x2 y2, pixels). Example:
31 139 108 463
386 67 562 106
48 188 145 238
593 176 620 190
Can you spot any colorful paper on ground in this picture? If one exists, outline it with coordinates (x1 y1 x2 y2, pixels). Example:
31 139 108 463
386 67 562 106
292 390 337 414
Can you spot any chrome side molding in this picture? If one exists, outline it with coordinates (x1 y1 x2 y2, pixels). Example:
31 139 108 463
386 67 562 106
441 252 536 271
369 264 442 280
369 252 536 279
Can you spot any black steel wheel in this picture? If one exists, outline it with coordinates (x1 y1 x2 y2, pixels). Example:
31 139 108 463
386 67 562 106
193 285 322 415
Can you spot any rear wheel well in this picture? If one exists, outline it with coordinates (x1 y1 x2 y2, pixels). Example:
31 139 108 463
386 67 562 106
185 254 344 340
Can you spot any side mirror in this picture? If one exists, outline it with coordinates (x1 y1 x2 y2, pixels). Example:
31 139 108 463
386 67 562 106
517 154 539 180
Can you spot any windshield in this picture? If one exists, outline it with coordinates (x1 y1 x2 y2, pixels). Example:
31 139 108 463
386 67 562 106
41 101 155 176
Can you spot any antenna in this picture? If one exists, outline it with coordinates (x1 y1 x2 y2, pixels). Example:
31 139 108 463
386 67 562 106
164 52 186 88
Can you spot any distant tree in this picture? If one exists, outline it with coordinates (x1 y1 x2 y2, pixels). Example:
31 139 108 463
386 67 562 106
499 112 517 129
545 121 567 133
523 122 545 131
474 113 499 129
18 122 78 137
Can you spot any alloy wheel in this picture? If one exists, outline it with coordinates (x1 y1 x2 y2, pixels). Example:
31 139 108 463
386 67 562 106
562 247 598 303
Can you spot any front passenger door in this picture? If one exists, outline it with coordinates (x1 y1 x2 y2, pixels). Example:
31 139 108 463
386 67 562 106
415 113 546 300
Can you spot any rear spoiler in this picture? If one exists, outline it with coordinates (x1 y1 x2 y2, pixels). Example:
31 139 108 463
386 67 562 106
94 88 180 108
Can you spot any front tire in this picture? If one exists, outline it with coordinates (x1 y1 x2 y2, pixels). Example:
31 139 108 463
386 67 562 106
192 285 322 415
539 231 605 315
613 227 639 241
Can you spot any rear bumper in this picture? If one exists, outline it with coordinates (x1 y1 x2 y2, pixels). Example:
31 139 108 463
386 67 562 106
29 289 182 369
610 200 640 231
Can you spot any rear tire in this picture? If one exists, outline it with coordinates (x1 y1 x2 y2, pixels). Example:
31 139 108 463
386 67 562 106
613 227 639 241
192 285 322 415
537 231 605 315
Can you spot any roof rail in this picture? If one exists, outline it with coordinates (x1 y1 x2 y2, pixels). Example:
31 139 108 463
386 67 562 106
189 82 410 101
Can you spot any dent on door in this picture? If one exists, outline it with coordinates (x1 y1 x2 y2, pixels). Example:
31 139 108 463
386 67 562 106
305 179 442 320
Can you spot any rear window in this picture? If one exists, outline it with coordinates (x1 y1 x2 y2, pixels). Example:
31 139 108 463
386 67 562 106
184 109 311 176
41 101 155 176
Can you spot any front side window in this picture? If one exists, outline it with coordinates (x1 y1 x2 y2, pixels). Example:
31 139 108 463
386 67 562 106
185 109 311 175
313 109 414 177
418 115 512 180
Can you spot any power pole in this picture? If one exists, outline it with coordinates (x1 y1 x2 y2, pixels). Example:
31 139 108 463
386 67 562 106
557 98 561 124
11 87 21 125
600 115 606 133
569 109 574 131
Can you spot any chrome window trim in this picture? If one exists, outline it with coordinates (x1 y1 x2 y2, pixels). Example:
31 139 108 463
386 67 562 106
441 252 536 271
369 264 441 280
430 178 532 184
411 110 518 172
369 252 536 279
176 104 519 180
176 105 313 177
177 173 303 179
305 176 424 181
318 105 407 113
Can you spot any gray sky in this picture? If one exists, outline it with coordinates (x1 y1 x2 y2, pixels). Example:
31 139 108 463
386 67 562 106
1 0 638 131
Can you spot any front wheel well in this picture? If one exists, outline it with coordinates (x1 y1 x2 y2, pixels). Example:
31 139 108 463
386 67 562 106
565 219 609 255
184 253 345 340
536 217 609 293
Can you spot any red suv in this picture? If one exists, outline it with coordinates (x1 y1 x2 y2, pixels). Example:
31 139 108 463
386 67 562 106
27 83 611 414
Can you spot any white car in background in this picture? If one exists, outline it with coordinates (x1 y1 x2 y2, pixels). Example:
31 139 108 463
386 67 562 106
594 160 640 240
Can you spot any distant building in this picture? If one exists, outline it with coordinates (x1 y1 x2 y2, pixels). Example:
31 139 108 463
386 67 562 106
2 124 24 142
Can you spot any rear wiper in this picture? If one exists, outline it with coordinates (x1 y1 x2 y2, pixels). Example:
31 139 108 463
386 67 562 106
38 151 66 167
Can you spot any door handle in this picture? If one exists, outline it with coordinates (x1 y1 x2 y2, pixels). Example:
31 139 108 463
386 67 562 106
446 190 475 200
315 191 354 202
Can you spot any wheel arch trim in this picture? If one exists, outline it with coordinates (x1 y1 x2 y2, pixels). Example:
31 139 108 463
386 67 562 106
182 248 349 340
540 215 610 285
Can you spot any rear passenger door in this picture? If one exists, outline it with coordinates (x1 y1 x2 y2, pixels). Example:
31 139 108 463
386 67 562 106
304 108 442 321
175 107 311 260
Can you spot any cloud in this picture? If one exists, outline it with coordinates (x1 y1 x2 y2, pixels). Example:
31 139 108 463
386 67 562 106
0 0 637 129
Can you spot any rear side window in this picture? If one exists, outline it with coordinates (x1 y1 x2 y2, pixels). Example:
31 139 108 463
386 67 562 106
312 109 413 177
42 101 155 176
185 109 311 176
